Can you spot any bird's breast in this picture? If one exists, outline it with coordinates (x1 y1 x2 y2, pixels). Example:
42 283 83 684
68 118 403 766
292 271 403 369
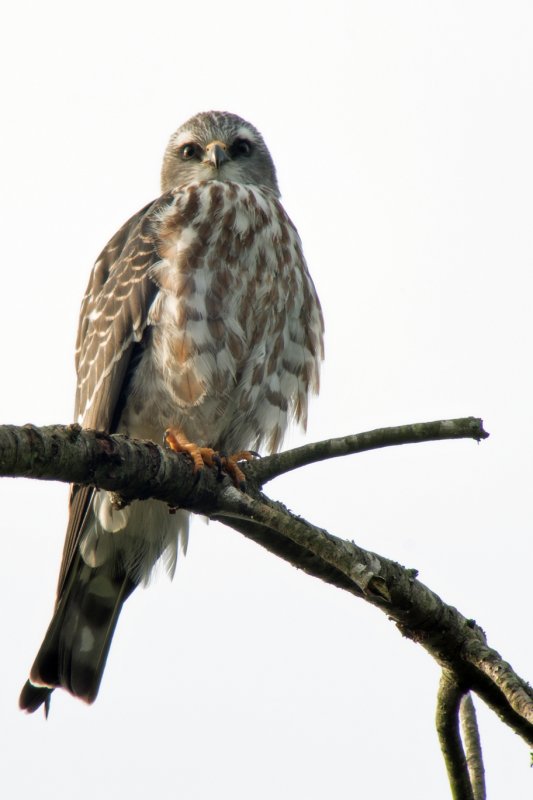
122 180 322 452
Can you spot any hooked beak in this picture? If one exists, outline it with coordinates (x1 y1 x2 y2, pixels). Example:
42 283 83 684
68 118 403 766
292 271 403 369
204 140 230 169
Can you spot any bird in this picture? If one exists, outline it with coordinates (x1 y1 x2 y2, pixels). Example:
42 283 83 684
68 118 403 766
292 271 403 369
19 111 324 714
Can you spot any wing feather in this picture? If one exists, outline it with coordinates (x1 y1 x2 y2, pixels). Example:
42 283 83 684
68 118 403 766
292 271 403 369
56 194 172 598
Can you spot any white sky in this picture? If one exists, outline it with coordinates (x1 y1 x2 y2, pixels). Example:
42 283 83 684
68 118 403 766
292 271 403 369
1 1 532 797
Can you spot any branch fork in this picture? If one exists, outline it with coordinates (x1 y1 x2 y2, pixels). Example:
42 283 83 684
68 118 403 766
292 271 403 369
3 416 530 797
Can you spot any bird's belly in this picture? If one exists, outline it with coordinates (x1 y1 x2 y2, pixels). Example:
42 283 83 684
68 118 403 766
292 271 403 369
118 383 229 450
116 330 244 453
118 303 260 452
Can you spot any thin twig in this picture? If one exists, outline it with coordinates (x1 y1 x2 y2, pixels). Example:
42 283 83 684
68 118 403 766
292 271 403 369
436 671 474 800
460 695 486 800
246 417 489 485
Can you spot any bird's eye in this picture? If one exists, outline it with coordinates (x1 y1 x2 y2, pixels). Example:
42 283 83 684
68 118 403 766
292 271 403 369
179 143 200 160
230 138 253 158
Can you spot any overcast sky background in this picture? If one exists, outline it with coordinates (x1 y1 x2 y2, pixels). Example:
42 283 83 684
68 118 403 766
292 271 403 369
0 2 532 798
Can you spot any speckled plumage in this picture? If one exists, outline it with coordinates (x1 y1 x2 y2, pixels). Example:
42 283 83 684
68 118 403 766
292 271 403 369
20 112 324 714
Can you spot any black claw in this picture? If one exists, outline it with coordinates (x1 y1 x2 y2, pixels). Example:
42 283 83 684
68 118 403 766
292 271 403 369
249 450 261 459
213 454 224 480
238 480 247 492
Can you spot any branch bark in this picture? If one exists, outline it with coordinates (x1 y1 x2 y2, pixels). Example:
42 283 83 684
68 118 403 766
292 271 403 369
436 671 475 800
435 674 487 800
2 418 531 788
460 694 486 800
246 416 489 485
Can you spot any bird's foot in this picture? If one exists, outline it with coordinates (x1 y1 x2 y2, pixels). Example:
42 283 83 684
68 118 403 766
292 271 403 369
164 429 257 490
164 429 218 473
219 451 257 490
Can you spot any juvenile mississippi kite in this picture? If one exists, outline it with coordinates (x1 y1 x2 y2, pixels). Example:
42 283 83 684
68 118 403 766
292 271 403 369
20 111 324 714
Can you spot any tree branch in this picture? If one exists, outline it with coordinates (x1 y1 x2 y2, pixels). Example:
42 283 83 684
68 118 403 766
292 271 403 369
212 486 533 745
435 674 486 800
2 420 531 771
0 418 488 492
460 694 486 800
436 671 475 800
246 416 489 485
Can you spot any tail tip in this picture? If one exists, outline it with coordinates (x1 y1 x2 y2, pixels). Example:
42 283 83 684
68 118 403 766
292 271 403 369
19 681 53 717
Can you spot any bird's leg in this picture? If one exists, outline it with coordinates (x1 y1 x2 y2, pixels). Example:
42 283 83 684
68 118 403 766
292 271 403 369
164 428 257 490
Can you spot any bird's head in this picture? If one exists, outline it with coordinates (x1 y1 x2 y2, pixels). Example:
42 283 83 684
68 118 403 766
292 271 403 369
160 111 279 195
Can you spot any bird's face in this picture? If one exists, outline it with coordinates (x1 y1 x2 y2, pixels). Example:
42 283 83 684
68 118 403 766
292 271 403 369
160 111 280 195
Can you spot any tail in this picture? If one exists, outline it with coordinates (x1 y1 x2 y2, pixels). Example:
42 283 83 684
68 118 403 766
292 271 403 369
19 556 136 715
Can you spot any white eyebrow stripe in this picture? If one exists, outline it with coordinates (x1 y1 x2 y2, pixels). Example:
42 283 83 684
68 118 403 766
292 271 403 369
235 126 255 141
172 130 196 148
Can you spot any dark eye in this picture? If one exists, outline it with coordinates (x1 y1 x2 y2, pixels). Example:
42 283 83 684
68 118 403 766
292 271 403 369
230 138 253 158
179 143 200 160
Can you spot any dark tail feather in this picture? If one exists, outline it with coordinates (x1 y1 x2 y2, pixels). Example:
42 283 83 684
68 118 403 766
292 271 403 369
19 683 53 716
19 556 136 714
